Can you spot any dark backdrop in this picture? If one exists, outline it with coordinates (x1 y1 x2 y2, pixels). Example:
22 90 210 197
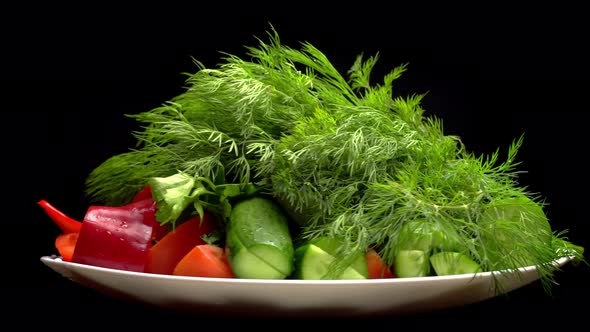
5 5 588 328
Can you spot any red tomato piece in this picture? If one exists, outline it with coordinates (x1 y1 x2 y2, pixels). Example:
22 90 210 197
55 232 79 262
366 248 395 279
173 244 236 278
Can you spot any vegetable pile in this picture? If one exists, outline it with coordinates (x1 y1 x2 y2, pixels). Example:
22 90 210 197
40 29 584 292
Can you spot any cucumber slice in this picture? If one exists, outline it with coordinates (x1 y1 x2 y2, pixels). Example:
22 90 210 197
311 237 369 278
398 220 460 252
226 232 291 279
398 227 433 252
293 243 367 280
479 195 553 269
394 250 430 277
430 252 482 276
225 197 294 279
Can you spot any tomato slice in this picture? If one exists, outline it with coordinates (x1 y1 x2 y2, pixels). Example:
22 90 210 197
55 232 79 262
173 244 236 278
366 248 395 279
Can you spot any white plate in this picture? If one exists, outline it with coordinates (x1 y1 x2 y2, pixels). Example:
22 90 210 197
40 255 572 317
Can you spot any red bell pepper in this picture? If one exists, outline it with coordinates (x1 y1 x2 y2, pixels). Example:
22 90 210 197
40 186 169 270
71 198 158 272
131 185 154 203
37 200 83 234
131 185 168 241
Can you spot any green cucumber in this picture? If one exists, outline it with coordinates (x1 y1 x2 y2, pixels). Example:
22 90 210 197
225 196 294 279
394 250 430 277
311 237 369 278
398 220 460 252
394 220 464 278
479 195 553 269
293 243 367 280
430 252 482 276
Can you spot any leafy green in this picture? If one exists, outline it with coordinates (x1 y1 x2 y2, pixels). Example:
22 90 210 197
83 27 585 291
148 172 200 225
148 172 260 226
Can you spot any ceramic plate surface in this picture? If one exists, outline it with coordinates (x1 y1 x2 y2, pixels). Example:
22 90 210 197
40 255 572 317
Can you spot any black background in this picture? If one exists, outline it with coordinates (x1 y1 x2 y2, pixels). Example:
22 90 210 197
4 5 589 329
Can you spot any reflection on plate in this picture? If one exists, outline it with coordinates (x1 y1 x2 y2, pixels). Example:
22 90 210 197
40 255 572 317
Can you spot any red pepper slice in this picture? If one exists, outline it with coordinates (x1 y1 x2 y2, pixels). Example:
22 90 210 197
71 198 158 272
37 200 83 234
145 213 217 275
131 185 153 203
131 185 168 241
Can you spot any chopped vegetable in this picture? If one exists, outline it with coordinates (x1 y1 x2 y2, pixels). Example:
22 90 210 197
131 185 153 203
225 196 294 279
294 242 367 280
173 244 236 278
145 213 217 275
130 186 168 241
366 248 395 279
54 232 79 262
38 200 82 234
71 198 158 272
394 250 430 278
429 252 482 276
293 237 368 280
477 195 554 271
314 237 369 278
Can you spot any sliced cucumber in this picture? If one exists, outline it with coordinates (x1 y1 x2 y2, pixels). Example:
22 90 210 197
430 251 482 276
479 195 553 269
225 196 294 279
311 237 368 278
293 243 367 280
398 219 460 252
394 250 430 277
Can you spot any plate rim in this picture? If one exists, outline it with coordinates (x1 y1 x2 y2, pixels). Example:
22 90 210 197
40 254 573 285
